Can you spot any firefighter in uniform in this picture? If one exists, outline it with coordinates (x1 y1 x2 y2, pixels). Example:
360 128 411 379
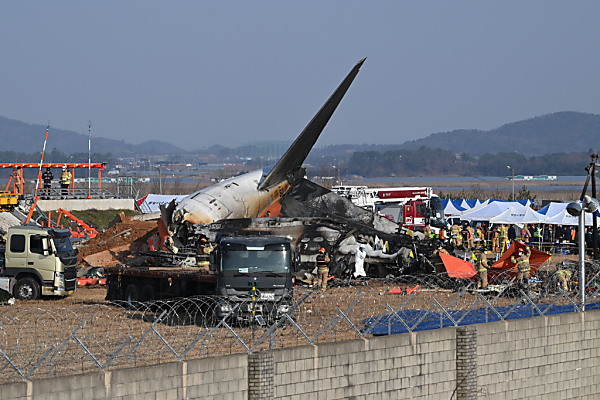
42 167 53 198
466 224 475 249
511 245 531 287
499 224 509 252
475 225 485 246
14 166 24 195
521 224 531 244
315 247 331 290
195 237 213 270
475 250 489 289
492 225 500 252
451 223 462 247
555 269 572 292
423 224 433 238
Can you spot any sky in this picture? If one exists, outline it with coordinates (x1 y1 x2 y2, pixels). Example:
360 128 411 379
2 2 600 150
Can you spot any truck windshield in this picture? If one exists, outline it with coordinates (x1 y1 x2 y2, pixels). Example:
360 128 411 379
221 243 291 273
429 197 446 228
52 236 74 254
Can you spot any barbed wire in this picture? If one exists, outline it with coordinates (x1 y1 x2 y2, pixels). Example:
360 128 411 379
1 264 600 383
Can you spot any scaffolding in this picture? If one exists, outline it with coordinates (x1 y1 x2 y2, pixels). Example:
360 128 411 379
0 162 108 199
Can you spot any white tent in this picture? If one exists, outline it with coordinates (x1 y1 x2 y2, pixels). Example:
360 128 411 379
543 209 598 226
461 201 526 222
537 202 568 218
489 206 546 224
444 201 466 218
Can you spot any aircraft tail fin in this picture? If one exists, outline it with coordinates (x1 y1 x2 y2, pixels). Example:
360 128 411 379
258 58 366 190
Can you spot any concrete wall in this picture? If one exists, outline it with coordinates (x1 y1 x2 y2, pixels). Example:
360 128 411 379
2 310 600 399
37 198 135 211
272 329 457 400
478 311 600 399
0 354 247 400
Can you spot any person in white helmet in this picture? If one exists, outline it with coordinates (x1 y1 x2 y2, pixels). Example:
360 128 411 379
59 165 72 196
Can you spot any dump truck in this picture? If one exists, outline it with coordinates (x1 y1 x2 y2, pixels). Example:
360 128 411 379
0 226 78 300
105 236 295 320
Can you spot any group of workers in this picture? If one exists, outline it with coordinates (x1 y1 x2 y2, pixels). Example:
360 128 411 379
10 166 72 197
472 243 572 292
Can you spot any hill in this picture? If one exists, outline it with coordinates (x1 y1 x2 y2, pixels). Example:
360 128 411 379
399 112 600 156
0 116 184 156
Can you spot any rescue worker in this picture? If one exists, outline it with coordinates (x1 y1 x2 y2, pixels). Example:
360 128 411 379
423 224 433 238
195 237 213 270
59 165 72 196
499 224 509 252
451 223 462 247
521 224 531 244
555 269 572 292
14 166 24 195
316 247 331 289
466 224 475 249
475 225 485 245
511 245 531 287
492 225 500 252
42 167 53 198
353 244 367 278
433 245 449 256
533 224 543 246
475 249 489 289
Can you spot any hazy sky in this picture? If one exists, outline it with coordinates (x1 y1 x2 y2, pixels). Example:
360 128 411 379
2 2 600 150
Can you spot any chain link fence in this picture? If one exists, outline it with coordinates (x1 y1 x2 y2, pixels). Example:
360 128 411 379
2 260 600 383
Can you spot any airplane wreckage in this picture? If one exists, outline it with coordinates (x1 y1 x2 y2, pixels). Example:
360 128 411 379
155 59 475 283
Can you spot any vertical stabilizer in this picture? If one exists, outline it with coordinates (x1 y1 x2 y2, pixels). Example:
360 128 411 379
258 58 366 190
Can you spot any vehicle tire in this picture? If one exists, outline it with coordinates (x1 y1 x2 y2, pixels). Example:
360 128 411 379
140 284 157 302
106 282 121 302
14 277 40 301
124 283 139 304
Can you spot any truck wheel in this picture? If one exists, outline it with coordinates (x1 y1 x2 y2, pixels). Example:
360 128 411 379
106 282 121 302
140 285 156 302
14 277 40 301
124 284 139 304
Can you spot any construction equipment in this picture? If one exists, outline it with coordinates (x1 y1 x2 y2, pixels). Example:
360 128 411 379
54 208 98 239
0 191 19 212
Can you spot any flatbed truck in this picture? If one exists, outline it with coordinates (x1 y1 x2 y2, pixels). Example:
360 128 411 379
105 236 295 320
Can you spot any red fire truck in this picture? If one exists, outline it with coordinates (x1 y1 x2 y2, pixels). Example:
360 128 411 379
332 186 446 230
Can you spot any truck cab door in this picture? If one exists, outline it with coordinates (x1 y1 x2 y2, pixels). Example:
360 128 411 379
7 234 27 268
28 235 55 282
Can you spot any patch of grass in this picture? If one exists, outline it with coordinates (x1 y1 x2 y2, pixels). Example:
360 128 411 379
41 209 139 231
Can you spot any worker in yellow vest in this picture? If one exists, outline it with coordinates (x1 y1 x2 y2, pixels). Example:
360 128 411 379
59 165 72 196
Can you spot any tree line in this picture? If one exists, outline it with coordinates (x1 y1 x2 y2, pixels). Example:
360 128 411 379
346 147 590 177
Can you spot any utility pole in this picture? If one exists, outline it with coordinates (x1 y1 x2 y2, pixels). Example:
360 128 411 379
506 165 515 201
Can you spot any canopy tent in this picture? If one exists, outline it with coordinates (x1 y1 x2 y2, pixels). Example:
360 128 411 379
537 202 568 217
542 209 599 226
488 206 546 225
461 202 526 222
516 199 534 206
443 200 467 218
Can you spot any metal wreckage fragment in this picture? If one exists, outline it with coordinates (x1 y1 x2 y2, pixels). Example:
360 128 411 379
172 179 439 282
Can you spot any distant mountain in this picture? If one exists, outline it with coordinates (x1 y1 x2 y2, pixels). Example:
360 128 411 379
0 116 184 156
399 112 600 156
